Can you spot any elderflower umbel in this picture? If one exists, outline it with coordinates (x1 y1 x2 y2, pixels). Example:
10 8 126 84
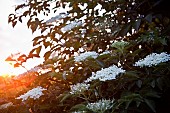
85 65 125 82
74 51 99 62
86 99 114 113
134 52 170 67
16 86 46 101
46 13 68 23
70 83 90 94
61 21 83 33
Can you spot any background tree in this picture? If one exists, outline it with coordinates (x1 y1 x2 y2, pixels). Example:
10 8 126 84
2 0 170 113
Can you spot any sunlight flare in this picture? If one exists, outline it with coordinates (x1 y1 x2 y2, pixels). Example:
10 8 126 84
0 60 22 76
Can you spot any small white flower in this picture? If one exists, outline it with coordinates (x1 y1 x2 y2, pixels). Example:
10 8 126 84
16 86 46 101
85 65 125 82
70 83 90 94
134 52 170 67
74 51 99 62
86 99 114 113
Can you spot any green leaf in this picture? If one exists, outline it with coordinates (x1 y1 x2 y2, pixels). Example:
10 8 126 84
48 71 57 77
156 77 163 90
125 100 132 109
118 93 143 106
159 38 167 45
145 14 152 23
150 80 155 88
59 93 72 103
136 101 141 107
144 90 160 98
136 80 142 88
133 19 141 31
119 23 131 36
128 82 136 90
95 59 105 68
124 71 140 79
144 99 156 113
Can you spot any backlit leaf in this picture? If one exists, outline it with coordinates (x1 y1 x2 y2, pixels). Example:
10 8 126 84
144 99 156 113
44 51 51 60
36 46 42 55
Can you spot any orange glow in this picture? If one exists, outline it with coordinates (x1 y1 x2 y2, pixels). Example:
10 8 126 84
0 60 18 76
0 60 13 76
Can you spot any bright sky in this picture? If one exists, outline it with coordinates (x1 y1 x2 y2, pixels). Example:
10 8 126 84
0 0 43 75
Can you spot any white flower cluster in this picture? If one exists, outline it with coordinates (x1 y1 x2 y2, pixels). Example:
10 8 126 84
61 21 83 33
70 83 90 94
85 65 125 82
74 51 99 62
46 13 68 23
134 52 170 67
100 51 111 56
86 99 114 112
16 86 46 101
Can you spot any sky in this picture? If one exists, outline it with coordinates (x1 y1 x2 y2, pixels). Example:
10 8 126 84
0 0 91 76
0 0 43 75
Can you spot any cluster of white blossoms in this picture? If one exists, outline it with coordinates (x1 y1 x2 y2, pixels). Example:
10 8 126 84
86 99 114 113
46 13 82 33
85 65 125 82
134 52 170 67
70 83 90 94
16 86 47 101
74 51 99 62
61 21 83 33
46 13 68 23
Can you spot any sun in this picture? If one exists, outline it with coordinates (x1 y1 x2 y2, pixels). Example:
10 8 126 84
0 60 18 76
0 60 13 76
